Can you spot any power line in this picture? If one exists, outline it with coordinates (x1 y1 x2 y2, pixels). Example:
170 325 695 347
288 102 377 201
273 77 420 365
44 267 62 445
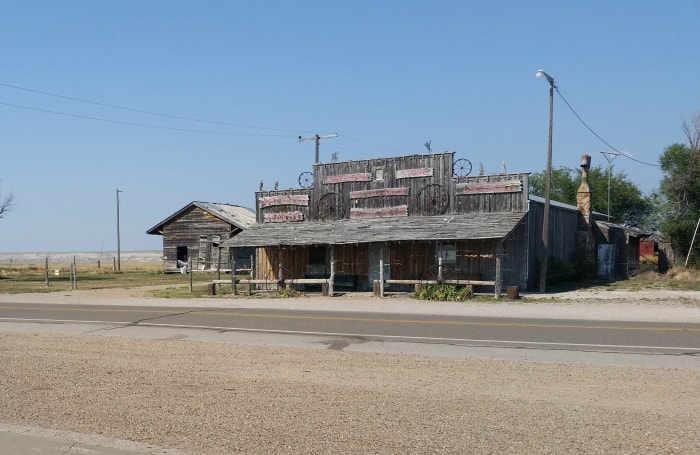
0 81 310 134
0 101 290 137
555 87 660 167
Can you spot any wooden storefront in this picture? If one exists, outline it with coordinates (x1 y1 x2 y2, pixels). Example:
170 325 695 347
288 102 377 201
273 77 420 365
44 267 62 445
221 151 571 294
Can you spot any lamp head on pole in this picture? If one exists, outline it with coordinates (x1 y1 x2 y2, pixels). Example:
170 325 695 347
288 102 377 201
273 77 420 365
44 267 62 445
536 69 555 87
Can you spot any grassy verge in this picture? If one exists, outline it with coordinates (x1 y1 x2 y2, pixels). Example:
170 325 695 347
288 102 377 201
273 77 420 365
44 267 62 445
0 262 222 294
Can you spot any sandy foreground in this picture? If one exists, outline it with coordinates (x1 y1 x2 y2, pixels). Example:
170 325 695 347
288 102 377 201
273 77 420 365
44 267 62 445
1 287 700 454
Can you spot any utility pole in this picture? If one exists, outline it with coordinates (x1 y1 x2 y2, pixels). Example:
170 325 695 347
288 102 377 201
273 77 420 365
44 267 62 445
298 133 338 164
536 69 555 293
116 189 122 272
601 151 620 222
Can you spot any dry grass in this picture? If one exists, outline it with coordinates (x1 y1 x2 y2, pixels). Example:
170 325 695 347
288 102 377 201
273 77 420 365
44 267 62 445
608 268 700 292
0 261 222 294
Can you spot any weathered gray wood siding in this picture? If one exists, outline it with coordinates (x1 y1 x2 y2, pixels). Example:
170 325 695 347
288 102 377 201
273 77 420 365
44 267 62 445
255 188 312 224
501 219 530 290
312 153 454 219
256 153 529 223
250 152 537 289
161 206 235 271
526 201 579 289
453 173 529 213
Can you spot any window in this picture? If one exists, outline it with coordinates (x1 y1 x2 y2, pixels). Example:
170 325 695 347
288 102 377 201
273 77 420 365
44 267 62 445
308 245 327 265
438 243 456 264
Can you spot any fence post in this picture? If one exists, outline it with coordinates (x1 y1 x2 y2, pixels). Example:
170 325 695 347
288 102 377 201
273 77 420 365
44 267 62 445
328 245 335 297
231 256 237 295
189 257 193 292
379 257 384 298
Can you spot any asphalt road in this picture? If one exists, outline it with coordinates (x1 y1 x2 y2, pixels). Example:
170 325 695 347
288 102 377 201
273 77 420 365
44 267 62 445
2 302 699 358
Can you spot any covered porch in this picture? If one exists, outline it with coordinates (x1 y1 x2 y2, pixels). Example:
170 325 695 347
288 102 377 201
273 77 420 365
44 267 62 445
220 212 528 298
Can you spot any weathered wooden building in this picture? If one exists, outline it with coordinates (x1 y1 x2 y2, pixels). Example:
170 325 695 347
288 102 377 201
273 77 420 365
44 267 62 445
147 201 256 273
221 152 581 293
594 221 650 279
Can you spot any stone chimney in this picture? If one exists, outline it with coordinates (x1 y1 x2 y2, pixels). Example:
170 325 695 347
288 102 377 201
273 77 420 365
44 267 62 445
577 154 592 230
576 154 596 278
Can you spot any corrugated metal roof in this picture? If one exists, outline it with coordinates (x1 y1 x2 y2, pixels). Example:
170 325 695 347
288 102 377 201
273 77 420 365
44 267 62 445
220 212 527 248
146 201 255 235
195 202 256 229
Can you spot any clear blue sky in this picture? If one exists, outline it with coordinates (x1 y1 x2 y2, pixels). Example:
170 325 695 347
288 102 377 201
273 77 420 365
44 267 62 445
1 0 698 253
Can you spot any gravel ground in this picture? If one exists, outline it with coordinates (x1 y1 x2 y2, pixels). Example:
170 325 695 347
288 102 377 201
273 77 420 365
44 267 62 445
1 288 699 454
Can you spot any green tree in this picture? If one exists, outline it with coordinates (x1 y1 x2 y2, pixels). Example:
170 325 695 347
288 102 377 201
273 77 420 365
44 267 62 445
658 115 700 265
529 165 651 225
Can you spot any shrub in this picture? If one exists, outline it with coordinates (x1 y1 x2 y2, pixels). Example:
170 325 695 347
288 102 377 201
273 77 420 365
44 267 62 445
277 288 301 298
414 284 472 301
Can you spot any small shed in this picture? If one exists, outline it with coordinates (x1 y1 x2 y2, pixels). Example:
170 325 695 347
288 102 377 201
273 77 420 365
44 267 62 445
147 201 256 273
594 221 654 279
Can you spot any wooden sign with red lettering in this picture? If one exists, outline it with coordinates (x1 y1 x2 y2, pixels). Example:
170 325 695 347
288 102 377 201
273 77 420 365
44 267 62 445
395 168 433 179
322 173 372 184
350 205 409 218
259 194 309 208
456 180 522 194
263 211 305 223
350 187 410 199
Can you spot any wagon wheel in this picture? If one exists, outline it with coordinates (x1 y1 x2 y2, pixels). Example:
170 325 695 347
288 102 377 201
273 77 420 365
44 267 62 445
453 158 472 177
317 191 345 221
421 264 455 284
417 183 449 216
298 171 314 189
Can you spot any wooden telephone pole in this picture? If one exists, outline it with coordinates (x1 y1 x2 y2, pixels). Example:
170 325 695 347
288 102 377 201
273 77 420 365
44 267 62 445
298 133 338 164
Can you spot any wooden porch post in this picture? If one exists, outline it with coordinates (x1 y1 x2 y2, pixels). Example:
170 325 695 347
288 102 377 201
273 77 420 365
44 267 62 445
217 248 221 280
278 247 284 289
379 244 385 298
494 242 503 298
231 256 237 295
329 245 336 297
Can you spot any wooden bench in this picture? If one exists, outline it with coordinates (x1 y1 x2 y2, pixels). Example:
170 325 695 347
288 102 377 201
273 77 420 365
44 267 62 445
210 278 278 296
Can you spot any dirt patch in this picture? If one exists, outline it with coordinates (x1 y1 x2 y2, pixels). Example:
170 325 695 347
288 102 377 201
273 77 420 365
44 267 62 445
1 332 699 454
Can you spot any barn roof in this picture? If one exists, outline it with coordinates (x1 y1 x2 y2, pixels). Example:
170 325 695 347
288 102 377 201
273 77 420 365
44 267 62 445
146 201 256 235
220 211 527 248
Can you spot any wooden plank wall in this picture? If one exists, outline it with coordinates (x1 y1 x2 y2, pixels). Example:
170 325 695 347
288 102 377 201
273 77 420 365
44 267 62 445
255 153 530 223
257 244 370 282
453 173 529 213
255 188 312 224
162 206 234 271
254 238 525 291
526 202 579 289
312 153 455 220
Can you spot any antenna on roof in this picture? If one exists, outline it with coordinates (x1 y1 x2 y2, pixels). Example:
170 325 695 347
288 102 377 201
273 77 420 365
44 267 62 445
424 140 432 153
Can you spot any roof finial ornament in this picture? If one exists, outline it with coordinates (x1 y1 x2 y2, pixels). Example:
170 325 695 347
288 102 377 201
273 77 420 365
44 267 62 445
259 180 263 191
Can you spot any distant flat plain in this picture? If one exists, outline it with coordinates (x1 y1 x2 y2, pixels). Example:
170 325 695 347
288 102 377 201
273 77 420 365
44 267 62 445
0 251 161 265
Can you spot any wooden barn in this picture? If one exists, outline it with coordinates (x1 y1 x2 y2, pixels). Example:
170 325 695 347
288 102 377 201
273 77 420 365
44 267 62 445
221 152 582 294
147 201 256 273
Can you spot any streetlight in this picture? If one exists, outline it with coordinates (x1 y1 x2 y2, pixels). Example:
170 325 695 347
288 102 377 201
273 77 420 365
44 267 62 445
536 69 555 292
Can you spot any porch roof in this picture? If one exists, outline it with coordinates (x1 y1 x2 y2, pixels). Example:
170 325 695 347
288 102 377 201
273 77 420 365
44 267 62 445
220 212 527 248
